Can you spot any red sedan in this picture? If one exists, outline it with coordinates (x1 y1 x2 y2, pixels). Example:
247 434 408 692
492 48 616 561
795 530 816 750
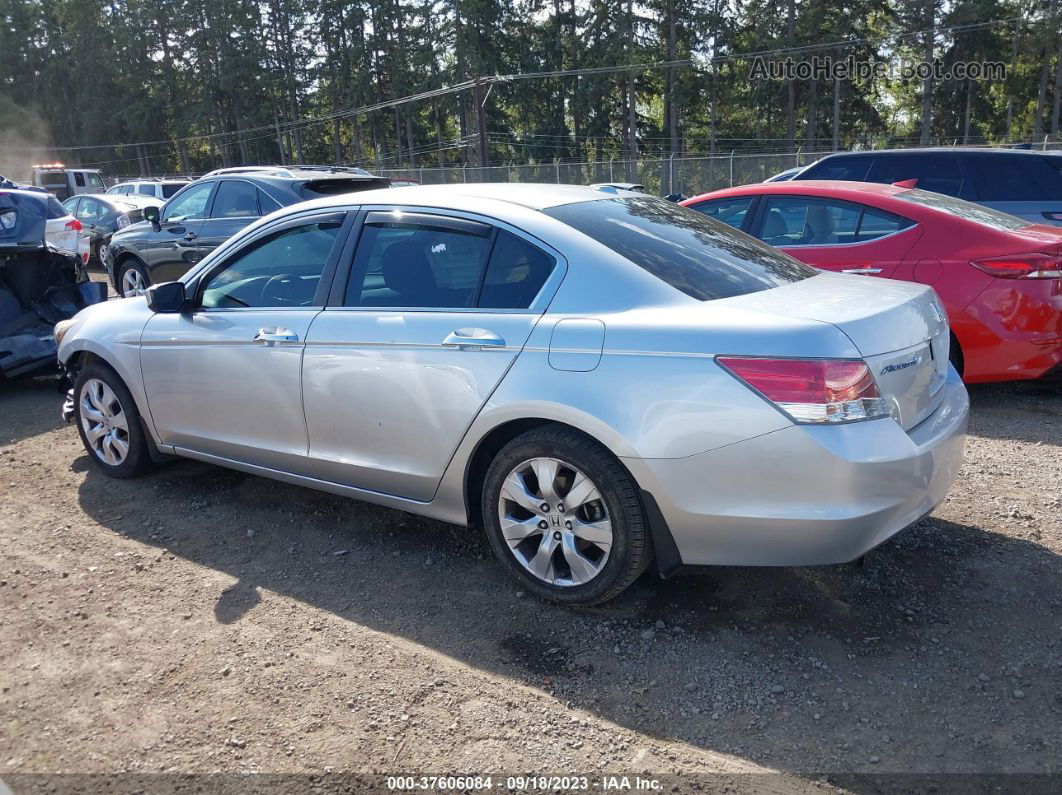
681 180 1062 383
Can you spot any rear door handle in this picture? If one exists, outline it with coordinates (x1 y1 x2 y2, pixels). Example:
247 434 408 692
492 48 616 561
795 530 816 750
254 328 299 344
441 328 506 349
841 267 883 275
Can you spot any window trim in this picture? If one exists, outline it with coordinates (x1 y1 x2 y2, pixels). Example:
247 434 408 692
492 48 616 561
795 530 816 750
750 194 917 248
325 204 567 315
188 210 353 312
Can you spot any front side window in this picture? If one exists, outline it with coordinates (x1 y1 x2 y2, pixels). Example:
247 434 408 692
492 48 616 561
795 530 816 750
799 156 874 181
87 173 104 189
74 172 86 187
544 196 815 301
162 182 214 223
869 155 963 196
211 180 260 218
346 217 494 308
687 197 754 229
200 218 344 309
76 197 103 221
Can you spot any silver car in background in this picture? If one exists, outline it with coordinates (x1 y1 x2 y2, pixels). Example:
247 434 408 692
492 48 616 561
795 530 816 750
54 184 968 604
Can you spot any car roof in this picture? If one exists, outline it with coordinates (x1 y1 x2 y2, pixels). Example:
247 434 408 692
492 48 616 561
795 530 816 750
702 179 910 198
294 182 627 212
812 147 1060 159
74 193 161 207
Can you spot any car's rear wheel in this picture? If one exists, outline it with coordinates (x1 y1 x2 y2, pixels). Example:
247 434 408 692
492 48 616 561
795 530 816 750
73 362 154 478
482 425 652 605
949 332 964 377
118 259 150 296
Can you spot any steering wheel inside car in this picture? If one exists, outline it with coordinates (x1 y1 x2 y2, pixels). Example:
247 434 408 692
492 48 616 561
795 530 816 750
261 273 304 306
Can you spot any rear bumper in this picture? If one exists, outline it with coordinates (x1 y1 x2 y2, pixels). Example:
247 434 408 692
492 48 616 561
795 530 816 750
626 366 969 567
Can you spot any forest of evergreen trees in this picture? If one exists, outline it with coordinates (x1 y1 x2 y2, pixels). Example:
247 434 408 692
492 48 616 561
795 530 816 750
0 0 1059 178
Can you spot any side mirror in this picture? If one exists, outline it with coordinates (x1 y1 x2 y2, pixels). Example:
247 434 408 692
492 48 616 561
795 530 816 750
143 205 161 229
145 281 186 313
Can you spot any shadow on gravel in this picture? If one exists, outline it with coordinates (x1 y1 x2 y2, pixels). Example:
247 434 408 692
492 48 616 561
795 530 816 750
74 449 1062 783
966 380 1062 446
0 374 64 445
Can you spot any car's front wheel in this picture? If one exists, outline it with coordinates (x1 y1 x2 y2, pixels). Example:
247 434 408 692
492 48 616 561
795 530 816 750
117 259 150 296
73 362 154 478
482 425 652 605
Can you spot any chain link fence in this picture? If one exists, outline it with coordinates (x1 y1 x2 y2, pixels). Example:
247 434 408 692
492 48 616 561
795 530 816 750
373 150 835 195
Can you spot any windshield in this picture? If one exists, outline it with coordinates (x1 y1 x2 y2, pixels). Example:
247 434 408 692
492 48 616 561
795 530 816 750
543 196 817 301
894 188 1030 231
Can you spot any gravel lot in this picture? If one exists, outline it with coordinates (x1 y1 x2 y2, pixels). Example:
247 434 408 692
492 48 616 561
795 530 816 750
1 359 1060 792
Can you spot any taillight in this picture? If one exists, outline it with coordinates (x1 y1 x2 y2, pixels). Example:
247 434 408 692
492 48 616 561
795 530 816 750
971 252 1062 279
64 218 82 231
717 357 890 424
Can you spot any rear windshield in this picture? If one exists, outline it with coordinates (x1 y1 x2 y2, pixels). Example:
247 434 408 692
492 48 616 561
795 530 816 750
300 177 390 198
894 188 1030 231
543 196 817 301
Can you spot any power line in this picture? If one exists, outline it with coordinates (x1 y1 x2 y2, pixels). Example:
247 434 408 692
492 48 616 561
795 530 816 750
1 15 1024 156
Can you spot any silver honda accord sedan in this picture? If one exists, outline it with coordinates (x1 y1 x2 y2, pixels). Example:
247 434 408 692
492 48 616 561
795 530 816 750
54 184 969 604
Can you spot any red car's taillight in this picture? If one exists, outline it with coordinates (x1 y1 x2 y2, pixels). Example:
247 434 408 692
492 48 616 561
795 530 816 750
64 218 82 231
717 357 890 424
971 252 1062 279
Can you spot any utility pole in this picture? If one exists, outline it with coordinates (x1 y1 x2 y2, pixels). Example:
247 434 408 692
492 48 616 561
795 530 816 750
474 77 488 170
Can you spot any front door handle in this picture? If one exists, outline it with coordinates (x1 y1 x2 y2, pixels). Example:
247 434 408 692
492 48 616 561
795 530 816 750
841 267 883 275
183 232 198 241
441 328 506 350
254 327 299 344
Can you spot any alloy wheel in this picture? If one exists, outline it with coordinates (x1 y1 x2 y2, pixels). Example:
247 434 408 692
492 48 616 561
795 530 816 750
79 378 130 466
497 457 613 587
121 266 146 296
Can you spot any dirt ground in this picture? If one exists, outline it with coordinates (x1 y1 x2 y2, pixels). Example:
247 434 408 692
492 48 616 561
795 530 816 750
1 352 1060 793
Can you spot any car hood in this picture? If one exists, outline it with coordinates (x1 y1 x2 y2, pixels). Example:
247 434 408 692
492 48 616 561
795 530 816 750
0 191 47 251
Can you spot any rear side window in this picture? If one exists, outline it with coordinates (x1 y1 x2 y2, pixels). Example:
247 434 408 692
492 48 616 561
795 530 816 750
46 196 67 219
161 183 184 199
798 156 874 181
894 188 1029 230
867 155 963 196
967 155 1062 201
137 183 155 196
687 197 754 229
300 177 389 198
479 231 556 309
544 196 816 301
211 180 260 218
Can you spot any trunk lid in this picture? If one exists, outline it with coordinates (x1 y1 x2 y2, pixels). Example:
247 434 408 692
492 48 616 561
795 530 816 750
726 271 950 430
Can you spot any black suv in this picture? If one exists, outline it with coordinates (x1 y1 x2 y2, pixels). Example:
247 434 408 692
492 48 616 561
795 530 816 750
104 166 389 295
794 148 1062 226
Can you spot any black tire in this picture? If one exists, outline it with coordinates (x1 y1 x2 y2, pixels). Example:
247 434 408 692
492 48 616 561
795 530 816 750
73 361 155 478
949 332 964 377
482 424 652 605
116 258 150 296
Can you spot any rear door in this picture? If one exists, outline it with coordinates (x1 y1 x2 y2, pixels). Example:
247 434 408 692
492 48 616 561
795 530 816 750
751 195 920 278
195 179 263 258
302 208 562 500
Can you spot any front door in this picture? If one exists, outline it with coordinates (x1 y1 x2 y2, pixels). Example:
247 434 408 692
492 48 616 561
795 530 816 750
140 212 349 476
302 209 561 501
195 179 264 260
141 180 215 283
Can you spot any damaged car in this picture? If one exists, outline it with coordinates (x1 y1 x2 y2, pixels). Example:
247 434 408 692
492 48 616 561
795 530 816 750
0 189 105 380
